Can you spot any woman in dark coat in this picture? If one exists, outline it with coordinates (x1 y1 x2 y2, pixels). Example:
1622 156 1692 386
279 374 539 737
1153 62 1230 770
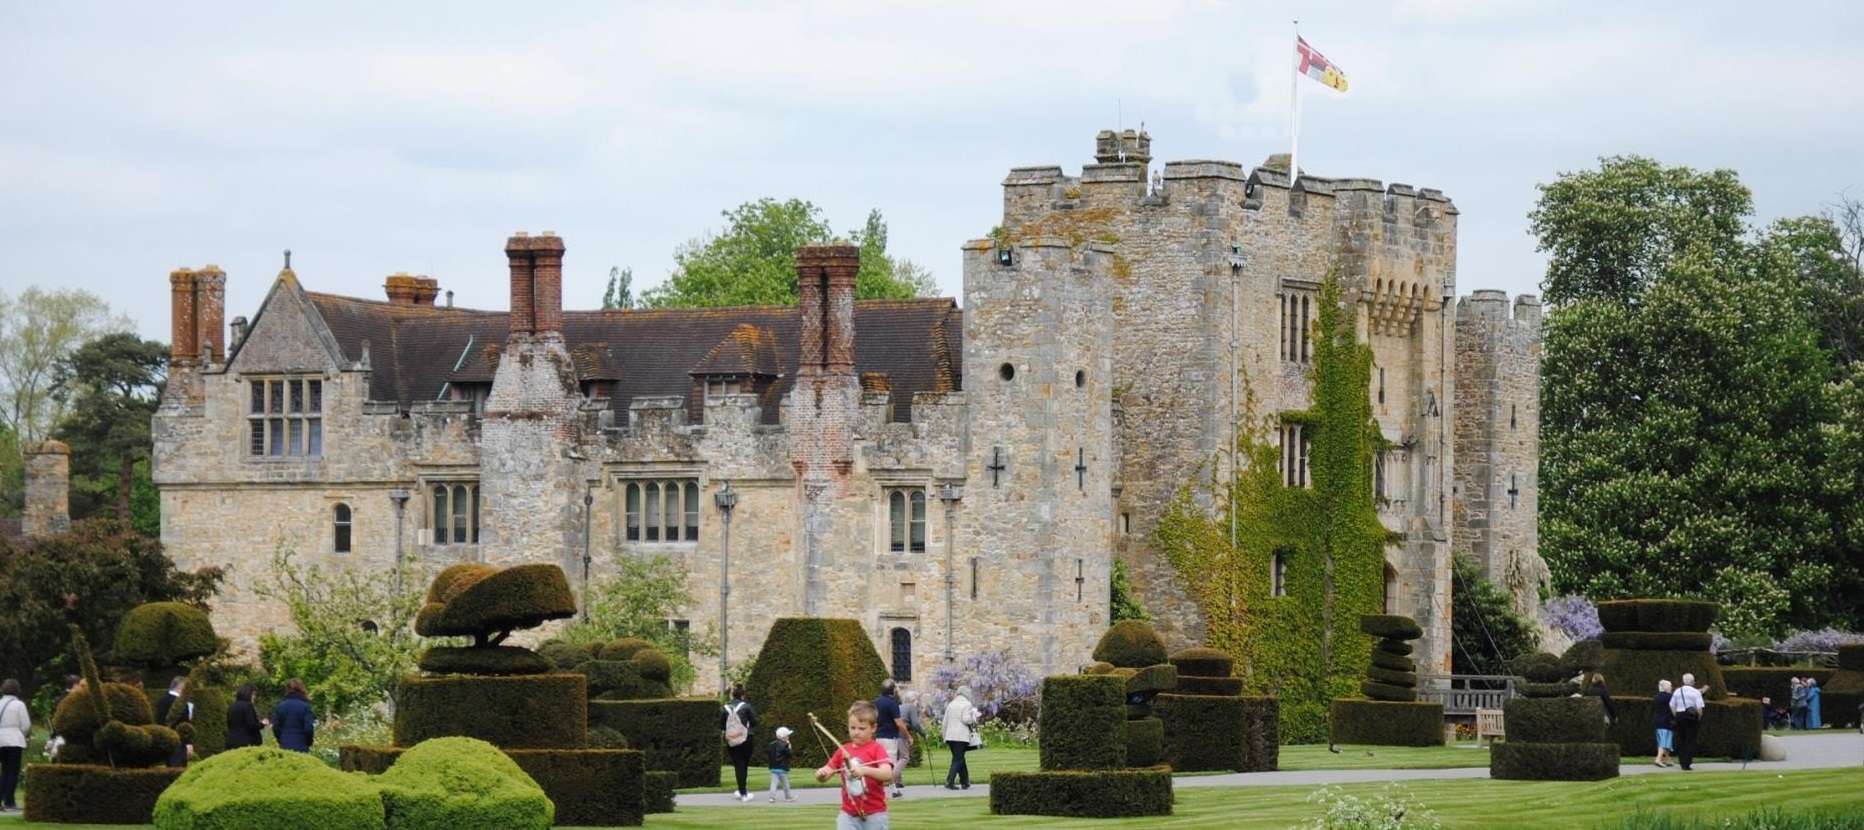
1584 672 1617 726
1651 679 1675 767
225 684 267 749
270 678 315 752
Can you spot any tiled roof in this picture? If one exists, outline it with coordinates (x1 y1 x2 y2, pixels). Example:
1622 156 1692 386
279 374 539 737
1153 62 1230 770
303 294 962 423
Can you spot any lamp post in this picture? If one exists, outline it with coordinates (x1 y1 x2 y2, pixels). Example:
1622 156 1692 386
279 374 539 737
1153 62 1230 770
714 481 739 694
938 483 963 662
582 484 595 623
388 489 410 599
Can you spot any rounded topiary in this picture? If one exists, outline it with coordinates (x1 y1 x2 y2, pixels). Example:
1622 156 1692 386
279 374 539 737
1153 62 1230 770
54 682 156 745
153 746 384 830
631 647 673 684
419 646 553 676
1366 666 1417 687
1559 640 1604 675
1374 640 1415 657
114 602 218 667
587 726 629 750
1092 621 1169 669
537 641 595 671
1167 647 1234 679
1370 651 1415 673
376 737 553 830
597 637 656 662
415 564 577 645
1359 615 1423 640
1512 652 1566 683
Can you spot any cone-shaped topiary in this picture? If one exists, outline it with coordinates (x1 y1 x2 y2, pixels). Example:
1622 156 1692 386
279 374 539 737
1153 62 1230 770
1091 621 1169 669
415 564 577 647
742 618 889 770
114 602 218 668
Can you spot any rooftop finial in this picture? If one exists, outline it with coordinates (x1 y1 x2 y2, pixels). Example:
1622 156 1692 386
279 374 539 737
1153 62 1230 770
284 249 292 270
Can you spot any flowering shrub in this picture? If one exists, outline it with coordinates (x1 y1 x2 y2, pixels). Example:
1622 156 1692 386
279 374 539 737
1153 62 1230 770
1299 784 1441 830
1539 595 1602 641
923 649 1040 726
1775 628 1864 653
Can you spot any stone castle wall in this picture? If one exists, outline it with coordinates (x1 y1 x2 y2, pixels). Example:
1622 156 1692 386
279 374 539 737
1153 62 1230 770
1452 291 1546 618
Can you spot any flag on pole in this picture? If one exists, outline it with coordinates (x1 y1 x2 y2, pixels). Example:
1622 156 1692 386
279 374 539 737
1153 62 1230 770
1296 36 1349 93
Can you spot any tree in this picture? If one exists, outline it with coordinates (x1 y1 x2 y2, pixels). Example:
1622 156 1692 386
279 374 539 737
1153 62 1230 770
1535 157 1851 636
1109 558 1152 622
640 199 934 308
601 266 635 310
0 288 132 514
556 552 711 693
1450 555 1538 676
0 518 222 699
254 546 428 716
51 333 168 528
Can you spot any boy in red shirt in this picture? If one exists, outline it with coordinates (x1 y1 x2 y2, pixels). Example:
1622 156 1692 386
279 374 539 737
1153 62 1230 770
815 700 894 829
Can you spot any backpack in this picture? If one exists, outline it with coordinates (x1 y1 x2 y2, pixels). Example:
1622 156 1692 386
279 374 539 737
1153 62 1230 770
723 702 748 747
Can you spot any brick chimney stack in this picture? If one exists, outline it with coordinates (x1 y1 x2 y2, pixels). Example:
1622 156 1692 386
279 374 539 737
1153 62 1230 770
196 265 225 362
795 243 860 375
385 273 441 306
506 232 566 337
170 268 199 364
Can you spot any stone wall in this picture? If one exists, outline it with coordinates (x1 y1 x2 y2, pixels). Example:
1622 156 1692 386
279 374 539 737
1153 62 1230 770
1452 291 1546 619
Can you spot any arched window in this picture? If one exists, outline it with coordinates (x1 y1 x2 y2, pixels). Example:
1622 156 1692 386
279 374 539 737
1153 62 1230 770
1384 564 1399 614
623 480 700 543
890 627 913 682
333 503 352 553
887 489 927 553
432 483 481 545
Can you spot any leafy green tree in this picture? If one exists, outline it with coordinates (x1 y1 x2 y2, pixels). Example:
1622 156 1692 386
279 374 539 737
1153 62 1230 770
0 287 132 512
641 199 933 308
601 266 635 310
1535 157 1848 636
1109 558 1152 622
50 333 167 529
1450 555 1538 676
557 552 712 693
254 546 429 716
0 518 222 698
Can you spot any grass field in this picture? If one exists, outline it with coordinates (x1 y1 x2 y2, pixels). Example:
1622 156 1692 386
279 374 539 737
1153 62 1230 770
4 744 1855 829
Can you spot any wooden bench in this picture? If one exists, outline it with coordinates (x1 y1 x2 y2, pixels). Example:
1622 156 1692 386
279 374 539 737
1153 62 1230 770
1475 708 1506 745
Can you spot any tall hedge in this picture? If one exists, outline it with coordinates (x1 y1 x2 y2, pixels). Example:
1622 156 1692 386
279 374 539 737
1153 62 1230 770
1155 694 1277 772
1038 674 1127 771
395 674 588 749
1329 699 1444 746
1604 695 1763 758
740 618 888 770
24 765 185 825
588 698 721 787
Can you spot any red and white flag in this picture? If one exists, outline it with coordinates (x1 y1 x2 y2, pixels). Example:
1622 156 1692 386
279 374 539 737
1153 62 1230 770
1296 36 1349 93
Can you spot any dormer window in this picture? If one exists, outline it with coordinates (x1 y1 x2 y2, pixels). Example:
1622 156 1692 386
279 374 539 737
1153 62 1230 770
704 377 739 403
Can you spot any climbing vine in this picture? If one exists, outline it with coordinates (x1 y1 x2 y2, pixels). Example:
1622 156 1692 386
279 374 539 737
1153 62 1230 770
1157 274 1391 743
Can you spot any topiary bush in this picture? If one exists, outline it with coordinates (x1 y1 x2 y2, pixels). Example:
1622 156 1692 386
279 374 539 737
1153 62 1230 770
415 564 578 646
588 698 722 788
418 646 553 676
394 674 588 749
642 770 678 814
538 640 597 671
1600 632 1716 651
989 768 1172 818
339 745 646 828
152 747 383 830
741 618 889 771
1359 681 1418 702
1168 647 1235 678
1329 699 1444 747
1604 695 1762 758
1359 615 1424 640
1154 694 1277 772
114 602 218 667
596 638 656 662
1175 676 1244 696
375 737 553 830
1039 674 1127 771
26 765 185 825
1490 742 1620 781
1124 718 1163 767
1503 696 1608 744
1092 620 1171 668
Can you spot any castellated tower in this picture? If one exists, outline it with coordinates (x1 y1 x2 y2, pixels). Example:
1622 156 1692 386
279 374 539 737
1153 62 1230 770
991 132 1473 676
960 237 1117 674
479 232 586 571
1452 291 1546 618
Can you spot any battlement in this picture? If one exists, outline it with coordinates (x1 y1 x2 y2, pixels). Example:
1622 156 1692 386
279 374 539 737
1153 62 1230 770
1457 290 1543 328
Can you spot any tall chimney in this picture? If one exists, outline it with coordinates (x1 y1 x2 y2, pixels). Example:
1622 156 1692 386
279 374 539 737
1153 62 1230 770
532 232 565 335
195 265 225 363
506 232 536 336
385 272 422 305
23 441 71 539
795 243 861 376
170 268 199 363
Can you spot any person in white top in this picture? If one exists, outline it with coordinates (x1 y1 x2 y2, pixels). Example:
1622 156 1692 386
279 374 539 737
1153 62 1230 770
0 678 33 813
1668 672 1706 770
940 687 980 790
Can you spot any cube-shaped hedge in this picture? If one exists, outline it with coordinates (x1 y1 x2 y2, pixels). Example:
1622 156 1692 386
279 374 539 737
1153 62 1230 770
989 769 1172 818
1154 694 1277 772
741 618 889 771
1039 674 1127 771
24 764 185 824
1503 696 1608 744
1490 742 1621 781
588 698 722 787
1603 695 1763 759
1595 599 1718 634
1597 649 1727 705
643 770 678 814
1329 699 1444 747
395 674 588 749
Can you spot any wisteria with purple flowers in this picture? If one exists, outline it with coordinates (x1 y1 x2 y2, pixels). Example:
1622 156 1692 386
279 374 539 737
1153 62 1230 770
922 649 1040 723
1538 595 1603 641
1775 628 1864 653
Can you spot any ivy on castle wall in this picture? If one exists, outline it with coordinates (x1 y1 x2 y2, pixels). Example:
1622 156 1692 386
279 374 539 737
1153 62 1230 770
1157 275 1390 744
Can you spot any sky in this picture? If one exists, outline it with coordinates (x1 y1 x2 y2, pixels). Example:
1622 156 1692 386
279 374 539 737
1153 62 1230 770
4 0 1863 343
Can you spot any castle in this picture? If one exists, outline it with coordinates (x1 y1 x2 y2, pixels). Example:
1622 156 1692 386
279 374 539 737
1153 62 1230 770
150 131 1544 685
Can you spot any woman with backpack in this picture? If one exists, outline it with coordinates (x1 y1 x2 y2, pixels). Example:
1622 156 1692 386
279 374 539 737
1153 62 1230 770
719 683 758 802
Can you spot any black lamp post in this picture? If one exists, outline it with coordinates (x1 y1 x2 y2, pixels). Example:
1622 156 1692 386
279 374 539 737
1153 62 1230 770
714 481 739 695
582 484 595 623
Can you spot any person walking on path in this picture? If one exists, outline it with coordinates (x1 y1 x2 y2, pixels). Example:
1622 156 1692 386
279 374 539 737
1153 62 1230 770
1790 677 1808 729
940 686 980 790
874 679 912 798
270 678 316 752
1670 673 1706 770
1806 677 1823 729
1651 679 1675 767
767 726 796 802
225 684 267 749
899 689 926 794
1584 673 1617 727
720 682 758 802
0 679 31 813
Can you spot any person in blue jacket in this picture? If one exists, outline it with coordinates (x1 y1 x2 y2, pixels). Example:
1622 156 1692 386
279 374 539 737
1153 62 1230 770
1806 677 1823 729
270 678 316 752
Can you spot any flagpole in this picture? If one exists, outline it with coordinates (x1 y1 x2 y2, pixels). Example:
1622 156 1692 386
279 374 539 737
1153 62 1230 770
1289 20 1301 182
